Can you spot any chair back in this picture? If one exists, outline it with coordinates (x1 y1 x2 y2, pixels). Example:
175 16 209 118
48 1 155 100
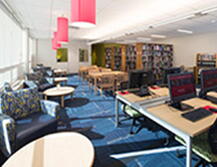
88 68 100 74
208 118 217 154
100 68 112 72
97 74 115 88
116 73 128 84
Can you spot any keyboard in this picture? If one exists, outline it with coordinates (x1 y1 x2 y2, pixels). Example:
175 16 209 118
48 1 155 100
182 108 213 122
129 90 150 97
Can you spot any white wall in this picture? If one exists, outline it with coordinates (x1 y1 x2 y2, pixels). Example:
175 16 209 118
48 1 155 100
159 32 217 67
36 39 91 73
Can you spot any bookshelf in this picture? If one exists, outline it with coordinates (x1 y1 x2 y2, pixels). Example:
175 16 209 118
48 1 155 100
121 45 127 71
195 53 217 83
114 47 122 71
102 43 173 77
142 43 173 80
105 47 113 68
126 44 137 71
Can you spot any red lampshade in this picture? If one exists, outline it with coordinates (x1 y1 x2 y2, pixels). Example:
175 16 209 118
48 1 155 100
71 0 96 28
57 17 69 44
52 32 61 50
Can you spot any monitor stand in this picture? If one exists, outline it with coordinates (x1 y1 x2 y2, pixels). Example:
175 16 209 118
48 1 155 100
170 102 194 111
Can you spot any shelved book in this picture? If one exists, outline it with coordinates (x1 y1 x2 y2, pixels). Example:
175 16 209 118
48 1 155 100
126 45 137 71
142 43 173 80
105 48 112 68
114 47 122 71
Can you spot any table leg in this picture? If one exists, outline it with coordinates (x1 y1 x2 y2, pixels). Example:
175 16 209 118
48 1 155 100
93 78 97 94
45 95 48 100
61 96 64 108
115 97 120 127
186 136 192 167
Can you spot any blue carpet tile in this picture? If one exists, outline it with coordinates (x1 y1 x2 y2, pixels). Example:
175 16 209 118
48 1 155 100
57 75 202 167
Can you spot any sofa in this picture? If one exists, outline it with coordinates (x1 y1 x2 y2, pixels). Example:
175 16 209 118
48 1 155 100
0 84 60 157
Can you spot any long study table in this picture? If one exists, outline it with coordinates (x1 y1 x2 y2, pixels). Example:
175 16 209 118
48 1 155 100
115 87 217 167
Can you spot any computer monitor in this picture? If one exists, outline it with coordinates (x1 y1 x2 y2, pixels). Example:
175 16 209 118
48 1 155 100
128 70 155 89
168 72 196 110
163 67 181 85
200 68 217 97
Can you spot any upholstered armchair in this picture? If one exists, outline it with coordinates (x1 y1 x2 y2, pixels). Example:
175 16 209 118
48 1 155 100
0 87 60 157
25 72 55 92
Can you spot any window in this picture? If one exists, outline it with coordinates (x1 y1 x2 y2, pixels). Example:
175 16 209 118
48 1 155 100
0 8 32 87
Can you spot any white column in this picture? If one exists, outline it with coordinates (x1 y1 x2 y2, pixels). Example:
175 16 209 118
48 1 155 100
22 28 30 73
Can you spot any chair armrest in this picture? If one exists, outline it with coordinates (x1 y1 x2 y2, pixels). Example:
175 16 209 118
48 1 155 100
0 114 15 157
46 77 54 84
40 100 60 119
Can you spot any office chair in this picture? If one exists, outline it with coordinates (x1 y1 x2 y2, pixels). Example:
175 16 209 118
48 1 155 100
175 119 217 167
118 81 146 134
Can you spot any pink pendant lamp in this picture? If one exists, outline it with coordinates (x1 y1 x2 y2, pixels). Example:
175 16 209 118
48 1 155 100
71 0 96 28
52 32 61 50
57 17 69 44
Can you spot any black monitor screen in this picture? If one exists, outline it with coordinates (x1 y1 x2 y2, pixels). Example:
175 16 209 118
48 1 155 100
128 70 155 89
168 72 196 104
201 68 217 94
163 67 181 84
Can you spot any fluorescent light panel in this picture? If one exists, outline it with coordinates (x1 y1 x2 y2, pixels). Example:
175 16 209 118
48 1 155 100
177 29 193 34
151 34 166 39
137 37 151 42
201 6 217 14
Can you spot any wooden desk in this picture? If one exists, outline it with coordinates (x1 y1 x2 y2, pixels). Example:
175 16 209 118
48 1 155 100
182 97 217 108
89 71 127 93
3 132 95 167
115 92 217 167
79 66 99 82
147 103 216 137
149 87 169 97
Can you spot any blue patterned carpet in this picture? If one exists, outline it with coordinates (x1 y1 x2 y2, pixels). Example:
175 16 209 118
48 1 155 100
58 75 199 167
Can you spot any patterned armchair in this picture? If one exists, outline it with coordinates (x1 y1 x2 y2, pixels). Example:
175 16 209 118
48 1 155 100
25 72 55 92
0 87 60 157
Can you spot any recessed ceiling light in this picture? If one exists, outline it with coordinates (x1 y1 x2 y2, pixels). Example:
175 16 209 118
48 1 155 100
151 34 166 39
177 29 193 34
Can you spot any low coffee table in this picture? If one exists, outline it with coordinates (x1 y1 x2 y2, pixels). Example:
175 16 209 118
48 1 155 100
54 69 67 76
3 132 95 167
43 86 74 107
54 77 68 85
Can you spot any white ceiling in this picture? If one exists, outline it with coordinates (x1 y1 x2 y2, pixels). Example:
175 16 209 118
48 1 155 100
6 0 217 43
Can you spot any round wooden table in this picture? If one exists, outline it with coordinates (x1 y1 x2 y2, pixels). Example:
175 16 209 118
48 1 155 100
3 132 95 167
54 69 67 76
43 86 74 107
54 77 68 85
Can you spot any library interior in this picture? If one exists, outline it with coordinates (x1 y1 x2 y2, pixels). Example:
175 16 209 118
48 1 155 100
1 0 217 167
